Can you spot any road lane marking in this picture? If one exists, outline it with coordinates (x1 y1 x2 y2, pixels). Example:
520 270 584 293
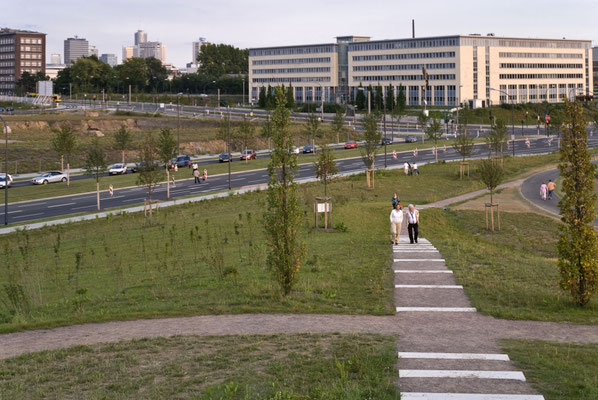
48 202 76 208
13 212 44 219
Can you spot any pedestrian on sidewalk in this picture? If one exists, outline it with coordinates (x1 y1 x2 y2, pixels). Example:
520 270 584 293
172 163 178 187
193 168 201 184
407 162 412 176
407 204 420 244
202 169 208 181
546 179 555 200
403 162 409 175
540 181 547 200
390 202 404 245
192 162 198 174
392 192 400 210
413 163 419 175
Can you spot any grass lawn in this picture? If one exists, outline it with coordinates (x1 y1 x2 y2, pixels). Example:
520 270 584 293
421 208 598 324
0 333 400 399
502 339 598 400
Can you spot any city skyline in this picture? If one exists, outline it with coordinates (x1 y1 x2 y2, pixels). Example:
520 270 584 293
1 0 597 68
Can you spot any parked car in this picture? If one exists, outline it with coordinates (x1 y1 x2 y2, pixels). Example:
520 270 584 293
381 137 393 145
344 141 358 149
0 173 12 189
302 144 315 154
240 150 257 160
291 146 301 154
0 107 4 113
108 163 128 175
31 171 67 185
218 153 233 162
405 136 418 143
172 155 191 168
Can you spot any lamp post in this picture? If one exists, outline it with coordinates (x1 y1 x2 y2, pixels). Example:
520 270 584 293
227 106 231 189
177 92 183 154
1 115 8 225
490 88 515 157
242 77 245 107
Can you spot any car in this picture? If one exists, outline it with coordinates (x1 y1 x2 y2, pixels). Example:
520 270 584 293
0 107 4 112
31 171 67 185
218 152 233 162
302 144 315 154
108 163 128 175
172 155 191 168
381 137 393 145
240 150 257 160
344 141 358 149
405 136 418 143
0 173 12 189
291 146 301 154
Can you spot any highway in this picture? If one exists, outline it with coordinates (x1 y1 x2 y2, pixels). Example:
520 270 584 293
2 134 597 224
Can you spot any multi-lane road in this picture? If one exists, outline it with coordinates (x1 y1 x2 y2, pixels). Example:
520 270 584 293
3 135 596 224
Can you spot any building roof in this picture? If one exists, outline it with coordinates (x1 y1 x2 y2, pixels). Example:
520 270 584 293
0 27 46 36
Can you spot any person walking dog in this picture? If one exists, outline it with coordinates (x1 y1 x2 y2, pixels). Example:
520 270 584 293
407 204 420 244
390 203 404 245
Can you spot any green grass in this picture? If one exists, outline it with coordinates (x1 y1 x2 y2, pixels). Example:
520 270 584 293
0 333 400 399
421 208 598 323
502 339 598 400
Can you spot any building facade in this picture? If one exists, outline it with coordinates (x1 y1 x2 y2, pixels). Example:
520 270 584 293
64 37 89 65
122 45 134 61
192 37 208 65
100 53 117 67
138 41 166 62
593 46 598 94
135 30 147 46
50 53 61 64
88 45 98 57
0 28 46 94
249 34 593 106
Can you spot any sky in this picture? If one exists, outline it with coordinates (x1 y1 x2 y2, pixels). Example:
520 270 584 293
2 0 597 68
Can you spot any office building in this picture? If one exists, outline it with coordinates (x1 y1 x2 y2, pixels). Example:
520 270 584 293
248 34 593 106
100 53 117 67
138 41 166 63
50 53 61 64
135 30 147 46
122 45 134 61
89 45 98 57
593 46 598 93
192 37 208 65
64 36 89 64
45 63 66 80
0 28 46 94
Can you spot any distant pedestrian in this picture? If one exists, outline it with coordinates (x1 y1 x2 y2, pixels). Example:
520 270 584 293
403 162 409 175
172 163 178 187
540 181 547 200
192 162 198 172
407 162 412 176
193 168 201 184
390 203 404 245
392 192 400 210
202 169 208 181
413 163 419 175
547 179 555 200
407 204 420 244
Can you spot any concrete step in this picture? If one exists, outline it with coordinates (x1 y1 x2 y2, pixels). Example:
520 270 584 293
395 272 459 286
399 377 539 395
395 287 473 308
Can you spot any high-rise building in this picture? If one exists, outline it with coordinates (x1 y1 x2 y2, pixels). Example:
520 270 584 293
192 37 209 65
593 46 598 94
88 45 98 57
122 45 134 61
0 28 46 94
139 41 166 63
135 30 147 46
249 34 593 105
64 36 89 64
50 53 61 64
100 53 118 67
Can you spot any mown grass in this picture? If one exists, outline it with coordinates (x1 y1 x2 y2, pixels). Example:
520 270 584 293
421 208 598 324
0 333 400 399
502 339 598 400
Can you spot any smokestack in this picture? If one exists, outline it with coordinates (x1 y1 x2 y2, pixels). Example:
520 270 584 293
412 19 415 38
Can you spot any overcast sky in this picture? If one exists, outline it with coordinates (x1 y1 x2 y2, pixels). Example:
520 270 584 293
2 0 596 68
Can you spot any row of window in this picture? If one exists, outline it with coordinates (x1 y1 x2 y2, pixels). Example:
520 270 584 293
0 38 15 45
252 77 331 83
461 38 588 49
352 52 455 62
0 76 15 81
349 38 459 52
21 61 42 67
252 57 331 65
21 68 40 74
0 61 13 67
0 54 14 60
252 67 331 74
499 52 582 59
249 45 334 57
20 46 42 52
0 45 15 53
499 63 582 69
0 68 14 74
353 74 456 82
20 37 42 44
21 53 42 60
353 63 455 72
499 73 583 79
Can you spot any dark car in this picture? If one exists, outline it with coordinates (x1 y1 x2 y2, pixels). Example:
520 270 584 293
172 155 191 168
405 136 418 143
219 153 233 162
302 144 315 154
381 137 393 145
240 150 257 160
344 141 358 149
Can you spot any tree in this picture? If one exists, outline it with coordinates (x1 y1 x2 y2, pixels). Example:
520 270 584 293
417 111 429 131
359 112 382 187
50 126 77 174
557 99 598 306
477 158 504 204
331 109 346 143
113 125 132 164
313 143 339 196
453 123 474 178
116 57 149 91
157 128 177 199
15 71 47 94
145 57 168 92
136 136 162 226
355 83 366 110
304 112 322 152
397 84 406 112
265 85 275 109
84 138 107 211
197 43 248 76
374 84 384 111
286 82 295 109
264 87 304 296
425 119 443 162
386 84 395 112
392 86 406 140
258 86 266 108
487 119 508 157
237 115 255 162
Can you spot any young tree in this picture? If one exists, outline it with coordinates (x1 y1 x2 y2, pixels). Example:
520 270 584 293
136 136 162 226
557 100 598 306
425 118 443 162
157 128 177 199
265 84 275 109
51 126 77 173
417 111 429 131
286 82 295 109
487 119 508 157
331 109 346 143
113 125 132 164
84 138 107 211
359 112 382 187
313 143 339 196
392 87 406 139
386 84 395 112
355 83 366 110
237 115 256 162
374 85 384 111
264 87 305 296
477 158 504 204
453 123 474 178
261 114 274 150
304 112 322 152
397 84 406 112
258 86 266 108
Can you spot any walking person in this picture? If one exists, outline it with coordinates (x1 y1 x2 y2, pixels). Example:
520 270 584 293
172 163 178 187
412 163 419 175
403 162 409 175
546 179 556 200
390 203 404 245
192 162 199 174
202 168 208 181
193 168 201 184
392 192 400 210
540 181 547 201
407 162 412 176
407 204 420 244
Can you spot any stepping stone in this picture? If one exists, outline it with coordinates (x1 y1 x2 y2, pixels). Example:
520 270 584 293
401 394 545 400
399 370 526 381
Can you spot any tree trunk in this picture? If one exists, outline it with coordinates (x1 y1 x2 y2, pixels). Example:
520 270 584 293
166 169 170 199
122 150 125 164
67 163 70 187
96 181 100 210
149 188 153 225
61 155 64 173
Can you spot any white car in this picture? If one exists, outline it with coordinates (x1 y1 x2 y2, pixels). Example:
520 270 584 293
291 146 301 154
109 163 128 175
31 171 67 185
0 173 12 189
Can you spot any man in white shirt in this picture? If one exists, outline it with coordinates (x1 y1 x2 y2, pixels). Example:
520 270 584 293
390 203 404 245
407 204 420 244
413 163 419 175
403 162 409 175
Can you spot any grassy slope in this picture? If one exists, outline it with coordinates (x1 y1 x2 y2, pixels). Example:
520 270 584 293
0 333 400 399
421 208 598 324
502 339 598 400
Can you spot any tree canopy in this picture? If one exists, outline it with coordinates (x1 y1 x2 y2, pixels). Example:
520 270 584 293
197 43 248 76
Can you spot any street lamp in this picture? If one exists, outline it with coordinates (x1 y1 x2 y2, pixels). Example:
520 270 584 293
1 115 8 225
242 77 245 107
490 88 515 157
177 92 183 154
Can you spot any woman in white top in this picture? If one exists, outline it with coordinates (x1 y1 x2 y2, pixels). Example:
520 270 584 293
390 203 404 245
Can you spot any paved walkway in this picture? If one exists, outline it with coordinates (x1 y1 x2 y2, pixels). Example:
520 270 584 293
419 179 525 210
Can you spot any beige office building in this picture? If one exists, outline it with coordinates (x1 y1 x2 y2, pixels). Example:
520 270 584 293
249 34 593 107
